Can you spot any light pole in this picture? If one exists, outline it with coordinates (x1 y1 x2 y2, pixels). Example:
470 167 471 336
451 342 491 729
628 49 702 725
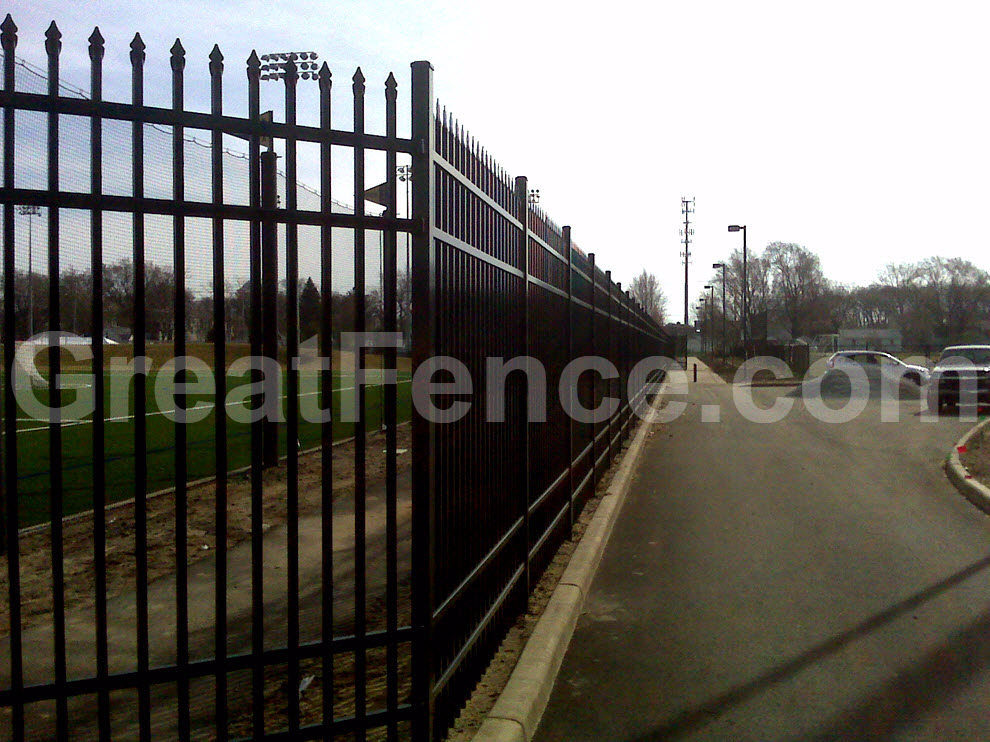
699 297 707 355
398 163 412 262
398 164 412 344
728 225 747 356
704 284 714 357
18 204 40 338
257 51 319 467
713 262 726 358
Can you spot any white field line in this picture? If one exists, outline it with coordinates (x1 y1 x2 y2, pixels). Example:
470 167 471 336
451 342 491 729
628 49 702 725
14 379 413 434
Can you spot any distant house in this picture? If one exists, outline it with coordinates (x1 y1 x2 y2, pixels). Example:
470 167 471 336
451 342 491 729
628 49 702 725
838 328 902 351
663 322 694 337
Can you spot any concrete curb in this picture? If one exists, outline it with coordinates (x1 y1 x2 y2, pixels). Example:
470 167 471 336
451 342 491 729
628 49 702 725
470 393 661 742
945 416 990 515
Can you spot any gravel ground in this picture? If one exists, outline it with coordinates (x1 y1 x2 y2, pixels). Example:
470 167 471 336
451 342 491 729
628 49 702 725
444 421 647 741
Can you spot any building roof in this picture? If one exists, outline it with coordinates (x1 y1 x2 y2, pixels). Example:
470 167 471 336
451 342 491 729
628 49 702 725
839 328 902 339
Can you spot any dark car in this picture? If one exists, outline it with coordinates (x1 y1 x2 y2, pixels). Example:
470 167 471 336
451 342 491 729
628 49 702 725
925 345 990 412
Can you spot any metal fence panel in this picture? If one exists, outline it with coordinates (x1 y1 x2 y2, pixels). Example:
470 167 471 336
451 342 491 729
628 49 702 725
0 15 418 741
0 18 669 741
409 63 670 739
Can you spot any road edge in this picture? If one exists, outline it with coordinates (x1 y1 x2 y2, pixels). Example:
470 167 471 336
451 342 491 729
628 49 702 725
945 416 990 514
470 387 662 742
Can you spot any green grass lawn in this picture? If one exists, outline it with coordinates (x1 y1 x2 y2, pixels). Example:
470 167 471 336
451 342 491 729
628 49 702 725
7 368 413 528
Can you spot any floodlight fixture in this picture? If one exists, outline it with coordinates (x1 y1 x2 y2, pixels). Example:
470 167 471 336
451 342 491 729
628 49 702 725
257 51 320 82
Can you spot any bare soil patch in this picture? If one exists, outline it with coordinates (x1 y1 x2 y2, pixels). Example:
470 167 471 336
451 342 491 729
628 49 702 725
0 425 411 636
0 410 649 740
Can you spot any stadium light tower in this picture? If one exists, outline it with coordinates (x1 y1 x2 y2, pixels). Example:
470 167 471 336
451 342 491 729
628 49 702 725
255 51 318 466
258 51 321 80
398 162 413 277
18 204 40 337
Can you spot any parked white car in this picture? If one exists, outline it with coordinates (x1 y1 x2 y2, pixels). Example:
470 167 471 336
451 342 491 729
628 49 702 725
825 350 930 386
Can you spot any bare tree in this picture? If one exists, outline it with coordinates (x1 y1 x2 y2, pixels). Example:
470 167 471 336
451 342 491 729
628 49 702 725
705 248 990 347
299 277 322 341
629 270 668 325
763 241 826 338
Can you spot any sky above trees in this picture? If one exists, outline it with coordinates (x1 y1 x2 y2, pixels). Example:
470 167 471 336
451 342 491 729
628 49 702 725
6 0 990 323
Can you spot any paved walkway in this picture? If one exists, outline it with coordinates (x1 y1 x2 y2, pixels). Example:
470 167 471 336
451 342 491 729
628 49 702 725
533 358 990 741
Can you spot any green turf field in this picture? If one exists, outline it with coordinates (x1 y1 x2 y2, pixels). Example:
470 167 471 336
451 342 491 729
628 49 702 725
8 367 413 528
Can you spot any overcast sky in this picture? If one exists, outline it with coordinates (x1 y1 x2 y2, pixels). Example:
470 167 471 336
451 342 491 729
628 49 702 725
6 0 990 322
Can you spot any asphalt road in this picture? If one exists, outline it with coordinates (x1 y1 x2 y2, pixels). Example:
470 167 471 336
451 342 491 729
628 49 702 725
534 362 990 741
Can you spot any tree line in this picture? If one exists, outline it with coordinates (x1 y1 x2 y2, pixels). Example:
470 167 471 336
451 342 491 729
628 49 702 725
699 243 990 347
3 258 412 346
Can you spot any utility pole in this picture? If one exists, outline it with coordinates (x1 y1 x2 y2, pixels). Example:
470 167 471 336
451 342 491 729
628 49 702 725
680 198 694 325
680 198 694 364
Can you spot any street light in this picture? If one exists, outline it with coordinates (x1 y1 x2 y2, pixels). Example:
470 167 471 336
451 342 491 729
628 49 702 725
713 262 727 358
704 284 714 357
699 297 707 355
728 225 747 355
18 204 40 338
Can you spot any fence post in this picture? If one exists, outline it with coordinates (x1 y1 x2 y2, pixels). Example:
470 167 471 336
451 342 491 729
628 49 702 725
564 226 574 534
588 252 596 479
624 289 631 439
605 270 613 467
514 175 531 594
260 148 279 468
383 70 400 737
410 59 437 742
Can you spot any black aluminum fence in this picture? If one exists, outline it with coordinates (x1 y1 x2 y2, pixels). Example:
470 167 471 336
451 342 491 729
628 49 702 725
410 63 670 738
0 15 669 742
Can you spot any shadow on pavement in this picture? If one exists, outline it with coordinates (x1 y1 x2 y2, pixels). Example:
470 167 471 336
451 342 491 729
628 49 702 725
787 368 923 402
622 553 990 742
802 601 990 740
909 404 990 420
